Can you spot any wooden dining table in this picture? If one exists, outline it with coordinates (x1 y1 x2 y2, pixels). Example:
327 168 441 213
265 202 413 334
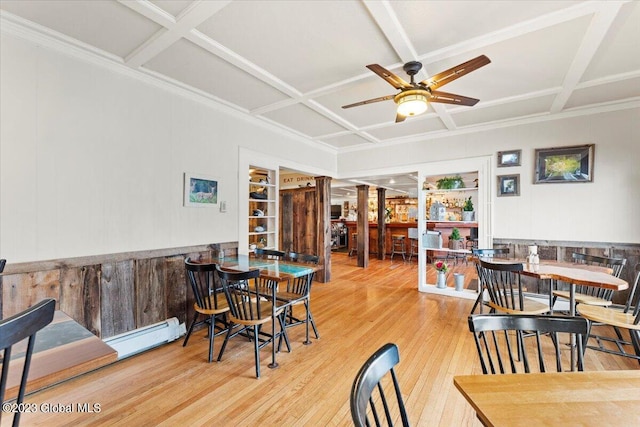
454 370 640 426
216 254 318 370
475 258 628 368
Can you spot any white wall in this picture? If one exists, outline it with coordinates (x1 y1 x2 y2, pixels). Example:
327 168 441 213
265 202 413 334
0 33 334 263
337 108 640 244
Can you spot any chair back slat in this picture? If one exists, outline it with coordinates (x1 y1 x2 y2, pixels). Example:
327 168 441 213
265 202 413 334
1 298 56 427
185 259 225 311
216 266 265 322
469 314 588 374
350 343 409 427
254 248 285 260
478 259 526 312
625 271 640 324
571 252 626 299
286 252 319 297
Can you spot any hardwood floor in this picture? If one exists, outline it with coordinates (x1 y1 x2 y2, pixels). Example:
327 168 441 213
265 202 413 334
14 254 638 426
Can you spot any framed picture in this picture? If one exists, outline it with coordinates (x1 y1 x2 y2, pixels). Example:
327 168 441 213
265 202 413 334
184 172 218 207
497 174 520 197
534 144 594 184
497 149 521 167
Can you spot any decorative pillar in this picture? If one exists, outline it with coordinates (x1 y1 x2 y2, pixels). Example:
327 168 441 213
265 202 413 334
356 184 369 268
377 187 386 260
315 176 331 282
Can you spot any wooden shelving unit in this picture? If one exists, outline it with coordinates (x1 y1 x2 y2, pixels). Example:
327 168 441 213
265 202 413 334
248 166 277 250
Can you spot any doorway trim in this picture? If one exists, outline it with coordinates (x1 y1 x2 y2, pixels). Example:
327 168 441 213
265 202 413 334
417 155 492 297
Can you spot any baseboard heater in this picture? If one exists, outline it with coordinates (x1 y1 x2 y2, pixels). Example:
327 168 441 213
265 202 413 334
105 318 186 360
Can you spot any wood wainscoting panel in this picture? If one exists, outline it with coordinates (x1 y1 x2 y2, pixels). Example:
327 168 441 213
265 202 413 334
135 257 167 329
1 270 61 318
165 255 188 326
100 260 135 338
59 264 101 336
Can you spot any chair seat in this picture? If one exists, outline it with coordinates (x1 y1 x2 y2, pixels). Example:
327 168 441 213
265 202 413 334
488 298 549 315
577 304 640 330
228 303 283 327
274 290 306 304
553 290 613 307
194 296 230 315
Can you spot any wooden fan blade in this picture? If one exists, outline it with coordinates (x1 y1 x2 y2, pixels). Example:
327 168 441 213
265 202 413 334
342 94 395 109
428 90 479 106
419 55 490 90
366 64 411 89
395 113 406 123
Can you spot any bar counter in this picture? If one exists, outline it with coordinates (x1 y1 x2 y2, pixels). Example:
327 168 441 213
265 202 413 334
341 221 417 255
340 220 477 256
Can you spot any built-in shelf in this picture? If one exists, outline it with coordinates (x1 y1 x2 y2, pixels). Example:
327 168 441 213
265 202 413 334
423 188 477 194
248 166 277 250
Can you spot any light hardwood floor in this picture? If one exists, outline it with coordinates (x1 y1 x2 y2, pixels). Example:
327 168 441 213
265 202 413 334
14 254 638 426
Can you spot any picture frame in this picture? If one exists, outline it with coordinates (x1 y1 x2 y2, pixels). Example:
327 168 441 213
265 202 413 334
534 144 594 184
497 174 520 197
184 172 218 207
497 149 521 167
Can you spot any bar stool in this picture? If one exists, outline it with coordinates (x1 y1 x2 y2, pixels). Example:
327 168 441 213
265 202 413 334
408 237 419 262
408 228 419 262
348 233 358 257
390 235 406 261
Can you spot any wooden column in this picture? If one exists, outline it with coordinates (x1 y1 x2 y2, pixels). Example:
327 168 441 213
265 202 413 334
315 176 331 282
356 184 369 268
377 187 386 260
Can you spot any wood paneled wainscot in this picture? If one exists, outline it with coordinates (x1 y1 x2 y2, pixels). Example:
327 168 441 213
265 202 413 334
0 243 237 338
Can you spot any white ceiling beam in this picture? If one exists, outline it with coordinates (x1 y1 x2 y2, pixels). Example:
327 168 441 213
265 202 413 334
122 0 231 68
550 3 627 113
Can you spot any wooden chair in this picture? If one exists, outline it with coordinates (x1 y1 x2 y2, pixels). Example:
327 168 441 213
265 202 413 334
216 266 289 378
468 314 588 374
470 248 510 314
350 343 410 427
275 252 320 346
1 298 56 427
553 252 626 309
578 269 640 364
253 248 285 259
477 258 549 315
183 259 230 363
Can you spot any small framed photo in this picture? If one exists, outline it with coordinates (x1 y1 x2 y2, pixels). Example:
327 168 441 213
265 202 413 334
497 149 521 167
534 144 594 184
184 172 218 207
497 174 520 197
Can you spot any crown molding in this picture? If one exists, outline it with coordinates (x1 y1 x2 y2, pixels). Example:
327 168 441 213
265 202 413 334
0 12 336 155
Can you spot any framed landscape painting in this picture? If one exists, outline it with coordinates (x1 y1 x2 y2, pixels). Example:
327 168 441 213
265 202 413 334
534 144 594 184
497 174 520 197
184 172 218 207
497 149 521 167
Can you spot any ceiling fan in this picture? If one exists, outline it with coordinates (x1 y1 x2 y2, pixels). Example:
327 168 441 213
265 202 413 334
342 55 490 123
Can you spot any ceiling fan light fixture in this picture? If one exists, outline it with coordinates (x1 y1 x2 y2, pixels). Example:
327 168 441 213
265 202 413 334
396 91 428 117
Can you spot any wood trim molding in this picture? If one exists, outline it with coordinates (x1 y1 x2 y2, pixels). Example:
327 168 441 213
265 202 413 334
1 242 237 275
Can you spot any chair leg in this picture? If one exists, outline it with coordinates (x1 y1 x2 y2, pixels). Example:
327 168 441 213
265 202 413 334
277 312 292 353
253 325 261 378
207 315 215 363
303 301 311 345
631 331 640 366
217 321 235 362
183 311 199 347
306 301 320 339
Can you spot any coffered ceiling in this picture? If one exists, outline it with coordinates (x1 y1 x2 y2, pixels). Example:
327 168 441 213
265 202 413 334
1 1 638 154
